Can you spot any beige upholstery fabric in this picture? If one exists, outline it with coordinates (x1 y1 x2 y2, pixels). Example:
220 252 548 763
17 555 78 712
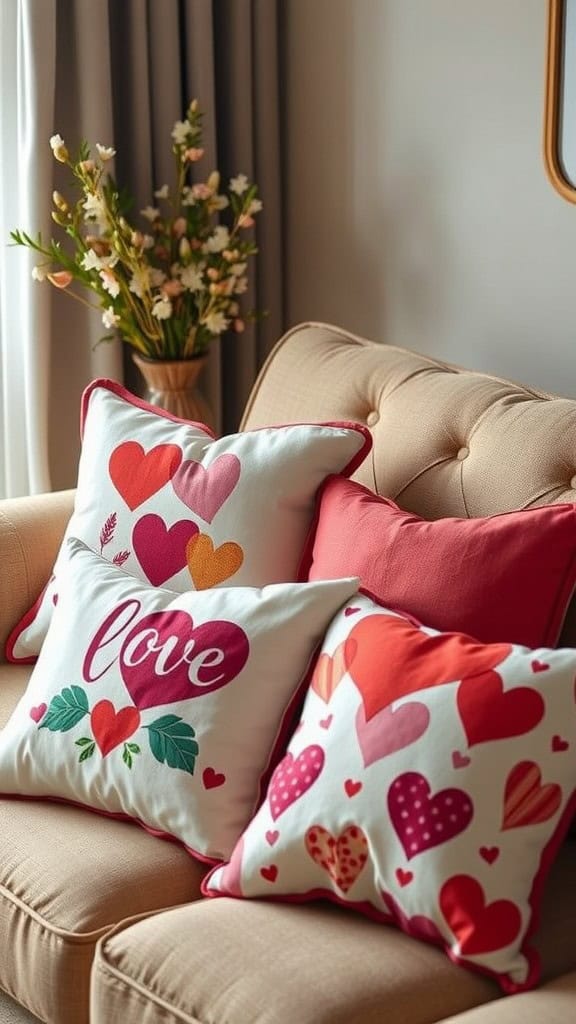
0 489 74 664
0 667 208 1024
91 844 576 1024
442 972 576 1023
91 899 498 1024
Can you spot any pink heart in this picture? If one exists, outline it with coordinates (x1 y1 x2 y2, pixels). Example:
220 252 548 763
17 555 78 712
319 714 333 730
111 609 249 710
30 703 47 723
203 767 226 789
265 830 279 846
172 454 241 523
388 771 473 860
268 745 324 821
355 701 429 767
132 514 199 585
452 750 471 769
344 779 362 798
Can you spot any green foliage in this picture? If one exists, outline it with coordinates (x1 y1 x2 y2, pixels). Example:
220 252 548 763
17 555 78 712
144 715 199 775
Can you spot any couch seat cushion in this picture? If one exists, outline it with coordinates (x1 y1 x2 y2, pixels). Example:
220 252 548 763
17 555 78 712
92 841 576 1024
0 663 207 1024
441 972 576 1023
91 898 498 1024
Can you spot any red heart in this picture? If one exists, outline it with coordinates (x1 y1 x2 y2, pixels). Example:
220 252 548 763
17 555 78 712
261 865 278 883
531 660 549 673
90 700 140 756
344 779 363 798
109 442 182 510
552 735 569 753
440 874 521 955
502 761 562 829
202 767 226 789
346 614 511 721
457 670 544 747
395 868 413 887
479 846 499 865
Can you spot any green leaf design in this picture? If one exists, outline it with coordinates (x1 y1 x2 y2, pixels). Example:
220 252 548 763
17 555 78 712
75 736 93 747
39 686 89 732
144 715 199 775
127 743 141 754
122 745 133 769
78 742 95 763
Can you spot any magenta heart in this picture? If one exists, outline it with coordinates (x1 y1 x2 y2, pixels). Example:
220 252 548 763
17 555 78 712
132 514 198 585
116 609 249 709
268 745 324 821
355 701 429 767
172 454 241 523
387 771 473 860
30 703 47 723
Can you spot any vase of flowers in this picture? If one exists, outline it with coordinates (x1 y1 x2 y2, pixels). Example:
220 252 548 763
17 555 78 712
131 352 214 426
10 99 262 424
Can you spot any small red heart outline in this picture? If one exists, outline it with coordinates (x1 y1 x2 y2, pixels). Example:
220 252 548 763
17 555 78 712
260 865 278 883
202 767 226 790
30 703 47 724
344 779 363 798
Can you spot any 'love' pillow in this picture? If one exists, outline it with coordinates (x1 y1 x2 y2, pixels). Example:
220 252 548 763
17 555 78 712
0 538 359 862
7 381 371 663
204 591 576 991
301 475 576 647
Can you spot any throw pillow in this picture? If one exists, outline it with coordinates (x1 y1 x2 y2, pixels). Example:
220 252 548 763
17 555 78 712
0 538 359 862
300 475 576 647
204 591 576 992
7 380 370 663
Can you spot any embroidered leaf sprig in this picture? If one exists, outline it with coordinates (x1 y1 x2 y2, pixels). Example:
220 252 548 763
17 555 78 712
144 715 198 775
122 742 141 769
75 737 96 762
100 512 117 553
39 686 89 732
112 549 130 567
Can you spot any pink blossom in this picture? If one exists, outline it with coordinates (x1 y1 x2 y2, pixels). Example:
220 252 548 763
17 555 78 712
191 183 212 201
172 217 187 238
162 279 183 298
184 147 204 162
47 270 73 289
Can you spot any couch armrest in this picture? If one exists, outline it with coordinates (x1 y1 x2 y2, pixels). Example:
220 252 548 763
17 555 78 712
0 490 74 664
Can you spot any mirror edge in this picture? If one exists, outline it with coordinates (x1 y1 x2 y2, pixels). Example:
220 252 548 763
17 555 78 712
544 0 576 203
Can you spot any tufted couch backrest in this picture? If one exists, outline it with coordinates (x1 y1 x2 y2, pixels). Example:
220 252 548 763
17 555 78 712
241 322 576 644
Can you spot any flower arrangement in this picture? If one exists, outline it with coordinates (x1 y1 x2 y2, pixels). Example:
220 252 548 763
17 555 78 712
10 100 262 360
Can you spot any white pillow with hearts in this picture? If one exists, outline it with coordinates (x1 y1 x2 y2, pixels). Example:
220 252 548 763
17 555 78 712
203 591 576 992
0 537 359 862
6 379 371 663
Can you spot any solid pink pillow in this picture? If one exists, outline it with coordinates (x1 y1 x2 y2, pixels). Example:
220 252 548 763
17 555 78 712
300 475 576 647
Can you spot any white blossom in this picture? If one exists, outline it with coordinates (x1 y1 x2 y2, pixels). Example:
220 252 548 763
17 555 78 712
211 194 229 211
248 198 263 215
205 225 230 253
32 264 48 282
140 205 160 222
204 311 229 335
152 295 173 320
96 144 116 161
100 269 120 298
81 249 105 272
82 193 108 228
154 184 169 199
171 120 191 146
230 262 247 277
149 268 167 287
180 265 205 292
129 268 150 298
230 173 249 195
234 276 248 295
102 307 120 329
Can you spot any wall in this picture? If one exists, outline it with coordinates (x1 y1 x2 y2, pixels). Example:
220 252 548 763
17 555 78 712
283 0 576 396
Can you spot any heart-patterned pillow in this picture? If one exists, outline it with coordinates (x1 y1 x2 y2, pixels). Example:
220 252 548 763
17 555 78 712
6 379 370 663
0 538 358 861
204 591 576 992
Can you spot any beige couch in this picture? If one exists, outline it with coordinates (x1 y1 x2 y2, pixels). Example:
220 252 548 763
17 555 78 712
1 322 576 1024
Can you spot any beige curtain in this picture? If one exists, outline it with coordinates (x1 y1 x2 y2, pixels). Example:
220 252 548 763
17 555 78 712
2 0 282 494
108 0 283 436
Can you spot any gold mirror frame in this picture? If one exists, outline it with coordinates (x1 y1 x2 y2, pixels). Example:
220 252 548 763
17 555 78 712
544 0 576 203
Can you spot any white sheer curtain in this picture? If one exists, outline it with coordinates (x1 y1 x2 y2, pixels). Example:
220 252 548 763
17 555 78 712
0 1 56 497
0 1 123 499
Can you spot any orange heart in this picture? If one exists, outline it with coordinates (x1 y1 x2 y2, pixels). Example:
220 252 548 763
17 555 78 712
305 824 368 893
346 614 512 722
310 638 355 703
186 533 244 589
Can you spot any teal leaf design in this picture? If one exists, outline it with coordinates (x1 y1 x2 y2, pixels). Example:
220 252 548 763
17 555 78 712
39 686 89 732
144 715 199 775
78 741 95 763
